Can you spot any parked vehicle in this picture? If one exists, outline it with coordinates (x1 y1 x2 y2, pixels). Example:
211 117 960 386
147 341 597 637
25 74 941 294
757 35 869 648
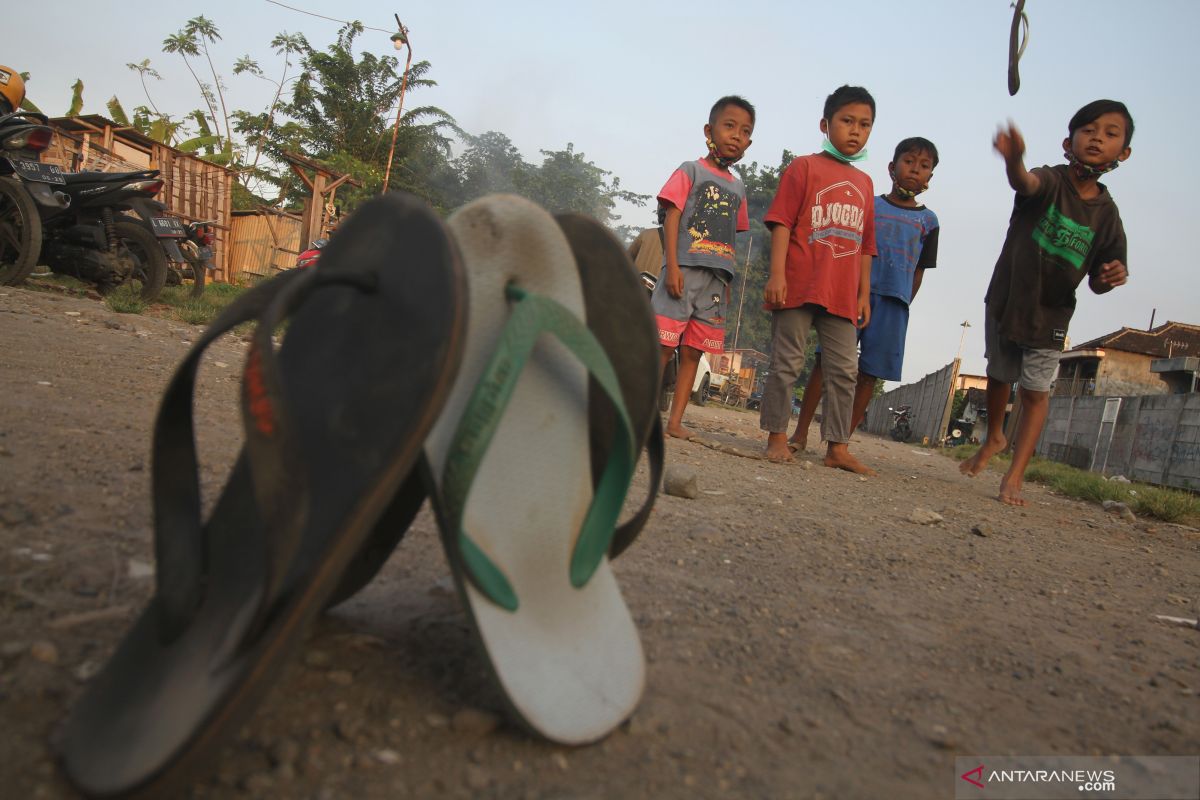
296 237 328 269
37 169 174 300
0 107 67 285
889 404 913 442
175 219 217 297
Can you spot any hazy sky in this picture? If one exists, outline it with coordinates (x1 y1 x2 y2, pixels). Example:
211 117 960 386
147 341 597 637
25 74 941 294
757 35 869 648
9 0 1196 385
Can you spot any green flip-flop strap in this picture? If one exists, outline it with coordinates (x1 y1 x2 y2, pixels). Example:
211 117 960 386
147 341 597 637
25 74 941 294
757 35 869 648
442 283 636 612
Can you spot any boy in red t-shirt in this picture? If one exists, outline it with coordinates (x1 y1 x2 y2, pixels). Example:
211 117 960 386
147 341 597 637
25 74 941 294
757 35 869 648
760 85 877 473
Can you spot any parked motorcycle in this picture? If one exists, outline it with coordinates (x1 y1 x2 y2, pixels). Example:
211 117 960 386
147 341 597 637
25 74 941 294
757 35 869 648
0 108 68 285
167 219 218 297
37 169 175 300
889 404 913 442
295 237 327 269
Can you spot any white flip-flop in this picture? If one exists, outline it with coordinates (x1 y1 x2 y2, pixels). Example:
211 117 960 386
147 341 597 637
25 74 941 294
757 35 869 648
424 194 644 745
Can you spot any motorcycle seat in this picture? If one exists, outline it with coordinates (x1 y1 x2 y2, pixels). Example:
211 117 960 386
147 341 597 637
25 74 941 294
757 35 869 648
63 170 158 185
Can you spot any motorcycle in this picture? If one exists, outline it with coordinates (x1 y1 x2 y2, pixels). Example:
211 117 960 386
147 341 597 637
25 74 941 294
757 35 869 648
295 237 327 269
169 219 218 297
0 108 69 285
37 168 177 301
889 404 913 442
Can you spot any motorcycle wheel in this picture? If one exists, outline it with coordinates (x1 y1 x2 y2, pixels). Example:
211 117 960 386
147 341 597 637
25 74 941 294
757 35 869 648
692 374 710 406
114 220 168 302
0 176 42 285
890 421 912 443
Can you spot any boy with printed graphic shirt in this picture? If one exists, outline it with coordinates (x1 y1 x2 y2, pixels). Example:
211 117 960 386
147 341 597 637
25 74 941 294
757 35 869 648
789 137 940 452
759 85 877 474
961 100 1132 506
653 95 754 440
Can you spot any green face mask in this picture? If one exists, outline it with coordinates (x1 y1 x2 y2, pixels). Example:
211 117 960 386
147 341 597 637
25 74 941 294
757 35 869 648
821 136 868 163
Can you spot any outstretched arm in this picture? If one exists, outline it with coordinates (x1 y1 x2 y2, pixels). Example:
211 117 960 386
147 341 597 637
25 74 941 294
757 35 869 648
994 122 1040 196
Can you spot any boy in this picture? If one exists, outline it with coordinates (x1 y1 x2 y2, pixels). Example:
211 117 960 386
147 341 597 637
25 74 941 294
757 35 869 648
960 100 1132 505
789 137 941 452
759 85 877 474
654 95 755 439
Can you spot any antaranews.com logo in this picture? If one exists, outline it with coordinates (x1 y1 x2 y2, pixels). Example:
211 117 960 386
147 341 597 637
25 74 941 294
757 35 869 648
954 756 1199 800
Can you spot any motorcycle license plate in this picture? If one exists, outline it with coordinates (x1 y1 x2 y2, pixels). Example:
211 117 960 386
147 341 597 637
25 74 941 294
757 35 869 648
151 216 187 238
7 158 65 185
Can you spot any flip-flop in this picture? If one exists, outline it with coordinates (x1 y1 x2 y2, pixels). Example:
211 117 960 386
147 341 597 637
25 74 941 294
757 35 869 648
1008 0 1029 96
56 193 466 797
555 213 662 558
324 213 665 608
424 194 644 745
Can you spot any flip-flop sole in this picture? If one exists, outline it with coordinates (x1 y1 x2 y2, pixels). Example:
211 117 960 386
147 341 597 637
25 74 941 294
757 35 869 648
426 195 644 745
57 194 466 797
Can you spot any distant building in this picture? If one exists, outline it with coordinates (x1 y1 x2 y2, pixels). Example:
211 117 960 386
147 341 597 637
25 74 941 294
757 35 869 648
1055 321 1200 397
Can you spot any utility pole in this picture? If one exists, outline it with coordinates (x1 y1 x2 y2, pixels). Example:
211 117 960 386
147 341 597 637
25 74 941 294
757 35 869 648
381 14 412 194
730 234 754 370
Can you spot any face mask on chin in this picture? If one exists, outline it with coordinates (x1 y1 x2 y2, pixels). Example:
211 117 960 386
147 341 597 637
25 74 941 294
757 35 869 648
707 138 740 169
1065 149 1119 178
821 136 868 163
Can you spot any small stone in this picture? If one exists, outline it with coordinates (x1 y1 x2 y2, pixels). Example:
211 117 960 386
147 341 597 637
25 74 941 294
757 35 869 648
800 460 813 470
663 465 700 499
304 650 332 669
373 749 402 765
327 669 353 686
1120 507 1137 523
553 752 569 771
907 508 944 525
74 660 102 681
64 311 81 317
451 707 500 736
970 524 991 538
30 640 59 664
127 559 154 579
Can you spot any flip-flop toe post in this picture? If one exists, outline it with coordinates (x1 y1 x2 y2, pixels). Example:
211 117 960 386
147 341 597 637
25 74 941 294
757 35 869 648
57 192 466 797
425 195 644 745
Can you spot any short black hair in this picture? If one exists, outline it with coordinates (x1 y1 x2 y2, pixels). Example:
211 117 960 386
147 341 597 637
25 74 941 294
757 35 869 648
709 95 756 128
823 85 875 121
893 137 939 168
1068 100 1134 147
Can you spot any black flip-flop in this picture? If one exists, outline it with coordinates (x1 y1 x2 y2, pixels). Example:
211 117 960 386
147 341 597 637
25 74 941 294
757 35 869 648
1008 0 1029 96
56 193 466 797
555 213 663 558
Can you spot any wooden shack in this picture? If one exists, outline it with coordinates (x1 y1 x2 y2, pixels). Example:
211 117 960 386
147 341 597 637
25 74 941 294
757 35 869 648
41 115 236 282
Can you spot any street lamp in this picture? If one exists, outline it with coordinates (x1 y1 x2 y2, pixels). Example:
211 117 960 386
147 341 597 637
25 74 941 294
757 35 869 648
381 14 412 194
956 319 972 363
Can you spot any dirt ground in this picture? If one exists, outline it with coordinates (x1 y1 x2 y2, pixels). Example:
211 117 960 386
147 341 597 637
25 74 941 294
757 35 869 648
1 284 1197 800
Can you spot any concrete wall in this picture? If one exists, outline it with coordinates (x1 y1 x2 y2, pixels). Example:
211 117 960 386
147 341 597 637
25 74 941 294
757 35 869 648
864 360 959 444
1099 350 1168 397
1038 393 1200 491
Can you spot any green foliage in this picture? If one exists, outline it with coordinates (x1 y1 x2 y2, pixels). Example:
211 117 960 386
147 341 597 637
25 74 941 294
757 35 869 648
949 447 1200 525
67 79 84 117
950 389 968 419
103 285 148 314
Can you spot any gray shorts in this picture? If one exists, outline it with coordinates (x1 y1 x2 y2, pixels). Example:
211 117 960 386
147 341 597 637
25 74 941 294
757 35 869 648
651 266 728 352
984 311 1060 393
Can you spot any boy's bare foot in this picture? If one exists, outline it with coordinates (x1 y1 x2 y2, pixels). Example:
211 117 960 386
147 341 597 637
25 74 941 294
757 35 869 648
664 422 694 440
765 433 794 463
998 472 1027 506
959 434 1007 477
787 434 807 453
824 443 875 476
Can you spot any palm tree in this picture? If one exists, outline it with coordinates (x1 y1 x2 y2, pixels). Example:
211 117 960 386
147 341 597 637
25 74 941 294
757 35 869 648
183 16 231 157
125 59 163 117
233 32 308 180
162 29 221 150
